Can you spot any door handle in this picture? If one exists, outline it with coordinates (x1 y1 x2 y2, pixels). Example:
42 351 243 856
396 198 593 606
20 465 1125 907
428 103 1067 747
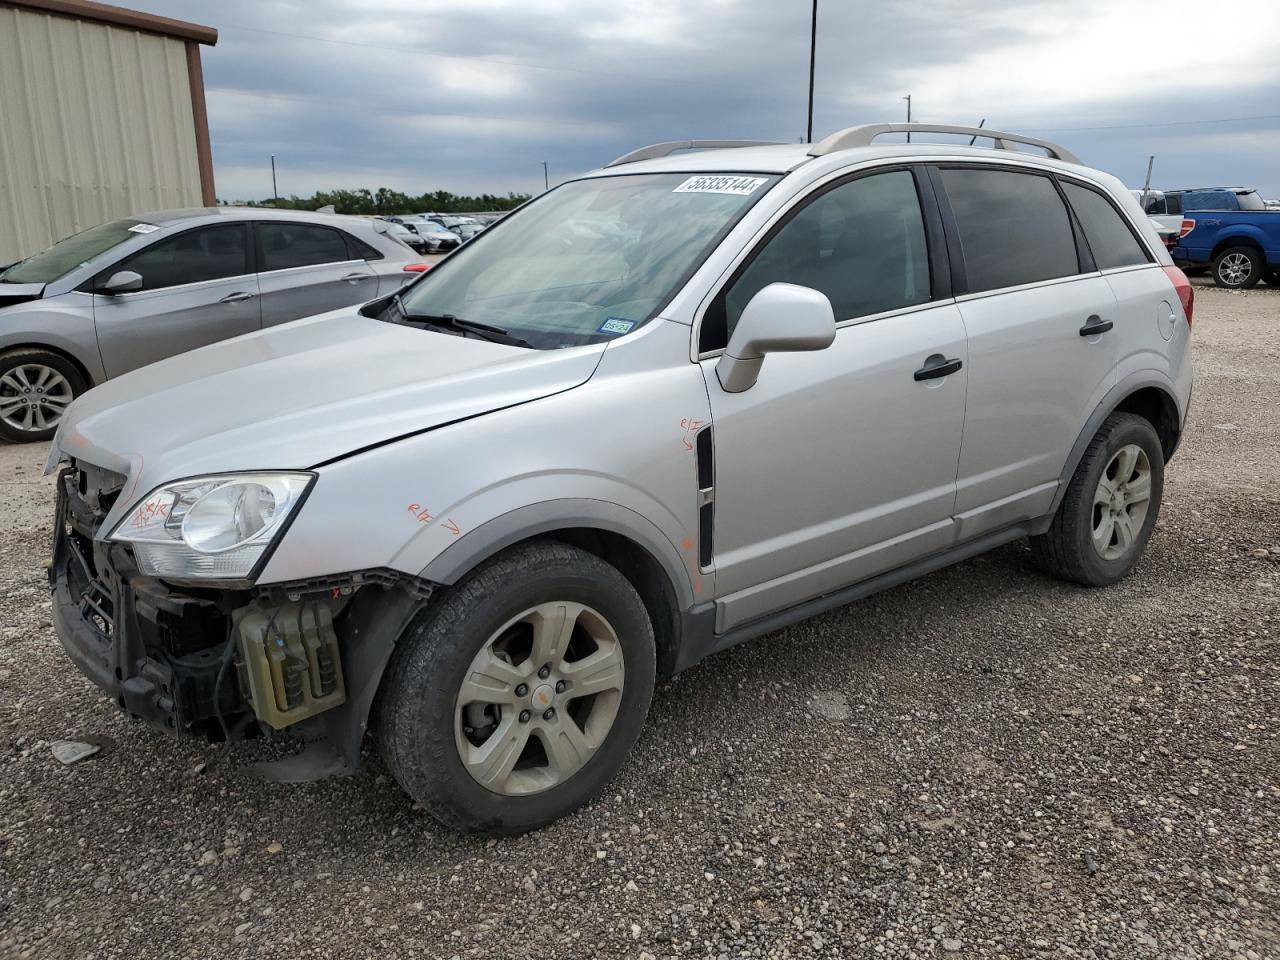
1079 315 1114 336
340 272 370 283
219 291 256 304
914 354 963 381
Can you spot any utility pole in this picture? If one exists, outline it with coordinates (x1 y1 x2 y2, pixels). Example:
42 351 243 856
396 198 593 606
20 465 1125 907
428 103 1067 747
1139 155 1155 211
270 155 279 204
969 118 986 145
806 0 818 143
903 95 911 143
542 161 549 191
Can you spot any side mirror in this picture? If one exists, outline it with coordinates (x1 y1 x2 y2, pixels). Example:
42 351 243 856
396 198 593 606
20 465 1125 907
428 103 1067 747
715 282 836 392
102 270 143 294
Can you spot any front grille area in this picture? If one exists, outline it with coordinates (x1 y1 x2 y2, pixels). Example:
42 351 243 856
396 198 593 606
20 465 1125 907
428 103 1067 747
51 462 254 741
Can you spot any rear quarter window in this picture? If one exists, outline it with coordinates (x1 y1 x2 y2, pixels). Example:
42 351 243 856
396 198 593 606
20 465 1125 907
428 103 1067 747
1062 182 1151 270
940 167 1079 293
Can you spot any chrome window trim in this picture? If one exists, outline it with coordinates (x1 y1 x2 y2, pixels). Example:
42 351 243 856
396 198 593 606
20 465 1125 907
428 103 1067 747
256 258 366 279
952 270 1103 305
94 271 258 298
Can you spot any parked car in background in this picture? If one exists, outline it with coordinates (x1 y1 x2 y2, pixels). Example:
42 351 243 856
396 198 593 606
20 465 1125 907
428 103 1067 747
1131 189 1184 236
47 123 1192 834
384 220 433 255
1173 204 1280 288
0 208 418 441
407 218 462 252
449 221 486 241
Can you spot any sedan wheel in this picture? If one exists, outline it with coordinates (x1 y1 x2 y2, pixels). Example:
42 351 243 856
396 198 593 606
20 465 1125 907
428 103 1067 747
0 357 79 441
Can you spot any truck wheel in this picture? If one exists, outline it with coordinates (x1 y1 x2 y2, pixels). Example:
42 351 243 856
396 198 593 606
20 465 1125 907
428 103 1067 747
0 348 86 443
1030 413 1165 587
1212 246 1263 289
376 540 656 834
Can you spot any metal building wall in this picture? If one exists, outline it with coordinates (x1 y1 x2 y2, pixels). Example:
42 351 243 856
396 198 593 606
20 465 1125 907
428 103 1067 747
0 5 204 265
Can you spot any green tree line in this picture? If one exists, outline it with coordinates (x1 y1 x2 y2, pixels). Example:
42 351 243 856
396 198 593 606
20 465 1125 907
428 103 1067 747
223 187 532 215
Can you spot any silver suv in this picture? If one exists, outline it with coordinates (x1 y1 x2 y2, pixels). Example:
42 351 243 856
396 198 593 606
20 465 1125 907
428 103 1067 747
0 208 419 441
47 124 1194 834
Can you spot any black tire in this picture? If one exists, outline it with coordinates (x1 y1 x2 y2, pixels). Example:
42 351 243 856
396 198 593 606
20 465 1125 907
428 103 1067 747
1262 268 1280 287
1030 413 1165 587
376 540 656 834
1212 245 1263 289
0 348 87 443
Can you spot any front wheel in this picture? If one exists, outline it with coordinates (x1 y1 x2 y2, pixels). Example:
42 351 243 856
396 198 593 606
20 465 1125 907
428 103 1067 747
1030 413 1165 587
0 348 86 443
376 541 656 834
1212 245 1263 289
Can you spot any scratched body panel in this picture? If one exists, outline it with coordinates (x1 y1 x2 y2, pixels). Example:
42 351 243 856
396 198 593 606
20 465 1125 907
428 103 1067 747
257 318 711 600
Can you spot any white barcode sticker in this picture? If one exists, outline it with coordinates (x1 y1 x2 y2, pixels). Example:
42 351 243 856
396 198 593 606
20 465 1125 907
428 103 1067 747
673 175 767 196
128 223 159 234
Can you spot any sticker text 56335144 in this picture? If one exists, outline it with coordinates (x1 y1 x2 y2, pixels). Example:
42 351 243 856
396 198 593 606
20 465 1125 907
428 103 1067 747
673 176 767 197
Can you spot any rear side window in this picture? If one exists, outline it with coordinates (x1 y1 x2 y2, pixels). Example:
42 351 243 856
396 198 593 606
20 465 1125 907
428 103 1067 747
109 224 249 291
344 232 384 260
705 169 931 349
257 222 352 271
1062 182 1150 270
941 168 1078 293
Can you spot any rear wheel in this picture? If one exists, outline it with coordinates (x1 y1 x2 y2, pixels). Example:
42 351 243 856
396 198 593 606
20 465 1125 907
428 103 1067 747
1212 245 1263 289
1030 413 1165 587
0 349 85 443
376 541 656 834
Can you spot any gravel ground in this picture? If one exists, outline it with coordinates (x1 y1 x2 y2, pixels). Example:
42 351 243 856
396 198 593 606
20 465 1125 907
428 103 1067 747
1 286 1277 960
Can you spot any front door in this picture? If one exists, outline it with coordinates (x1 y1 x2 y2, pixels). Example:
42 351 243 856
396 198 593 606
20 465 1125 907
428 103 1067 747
93 223 260 377
699 167 968 632
254 221 377 326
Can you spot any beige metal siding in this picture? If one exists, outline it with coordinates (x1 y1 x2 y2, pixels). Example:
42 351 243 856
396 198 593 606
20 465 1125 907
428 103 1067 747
0 5 204 265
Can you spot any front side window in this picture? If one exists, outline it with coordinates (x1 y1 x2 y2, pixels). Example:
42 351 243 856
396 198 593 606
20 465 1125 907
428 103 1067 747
258 223 351 271
941 167 1079 293
1063 182 1150 271
706 169 931 350
1 219 145 285
397 172 778 349
107 224 249 291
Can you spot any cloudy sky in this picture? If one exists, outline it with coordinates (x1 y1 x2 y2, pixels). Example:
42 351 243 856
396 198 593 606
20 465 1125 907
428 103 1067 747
156 0 1280 202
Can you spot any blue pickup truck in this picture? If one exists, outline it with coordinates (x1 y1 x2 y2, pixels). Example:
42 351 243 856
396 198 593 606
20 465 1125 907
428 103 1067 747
1166 188 1280 289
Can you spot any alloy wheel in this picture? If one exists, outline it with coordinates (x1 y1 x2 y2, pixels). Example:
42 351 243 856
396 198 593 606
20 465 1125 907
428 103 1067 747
0 364 74 435
455 601 625 796
1218 252 1253 287
1091 443 1152 561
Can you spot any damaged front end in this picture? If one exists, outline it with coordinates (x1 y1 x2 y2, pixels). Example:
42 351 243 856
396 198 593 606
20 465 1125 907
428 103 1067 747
49 463 429 780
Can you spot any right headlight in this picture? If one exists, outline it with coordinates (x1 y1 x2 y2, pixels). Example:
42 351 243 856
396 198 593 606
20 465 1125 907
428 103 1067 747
109 472 314 582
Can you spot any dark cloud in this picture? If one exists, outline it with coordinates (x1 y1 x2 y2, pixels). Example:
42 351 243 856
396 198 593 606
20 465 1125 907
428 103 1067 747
155 0 1280 200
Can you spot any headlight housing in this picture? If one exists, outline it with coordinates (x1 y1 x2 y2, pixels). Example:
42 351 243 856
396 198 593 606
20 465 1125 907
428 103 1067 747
110 472 314 582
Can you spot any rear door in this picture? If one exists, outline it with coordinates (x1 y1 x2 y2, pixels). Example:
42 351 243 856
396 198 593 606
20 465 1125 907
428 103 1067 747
92 223 260 377
935 164 1119 540
254 221 377 325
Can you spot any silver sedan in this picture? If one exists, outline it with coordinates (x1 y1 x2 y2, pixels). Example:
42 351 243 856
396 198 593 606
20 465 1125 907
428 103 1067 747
0 208 422 441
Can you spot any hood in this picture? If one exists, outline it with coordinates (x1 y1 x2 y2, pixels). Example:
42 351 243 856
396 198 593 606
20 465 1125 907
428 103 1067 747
54 308 606 504
0 282 45 309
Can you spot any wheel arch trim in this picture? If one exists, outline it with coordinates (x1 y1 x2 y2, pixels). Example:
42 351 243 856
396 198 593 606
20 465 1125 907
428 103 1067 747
1049 373 1182 516
418 498 697 612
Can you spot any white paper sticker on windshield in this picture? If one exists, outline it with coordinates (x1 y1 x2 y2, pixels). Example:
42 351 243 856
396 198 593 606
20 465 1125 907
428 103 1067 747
673 175 767 196
128 223 159 234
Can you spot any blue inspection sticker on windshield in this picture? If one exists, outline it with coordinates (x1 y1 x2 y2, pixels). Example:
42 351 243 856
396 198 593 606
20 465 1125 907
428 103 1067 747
598 317 636 335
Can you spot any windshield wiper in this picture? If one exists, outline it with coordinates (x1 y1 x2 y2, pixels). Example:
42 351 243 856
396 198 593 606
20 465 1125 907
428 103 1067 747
395 300 533 348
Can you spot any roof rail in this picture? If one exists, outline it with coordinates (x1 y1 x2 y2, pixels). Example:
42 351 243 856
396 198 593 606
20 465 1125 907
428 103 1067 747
808 123 1080 165
605 140 786 168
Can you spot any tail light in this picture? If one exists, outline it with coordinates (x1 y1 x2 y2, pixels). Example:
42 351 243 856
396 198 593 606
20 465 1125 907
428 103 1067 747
1179 218 1196 238
402 263 431 273
1162 265 1194 328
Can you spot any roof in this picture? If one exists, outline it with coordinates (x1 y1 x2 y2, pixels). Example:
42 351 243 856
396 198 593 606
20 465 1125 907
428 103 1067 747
130 207 388 230
3 0 217 45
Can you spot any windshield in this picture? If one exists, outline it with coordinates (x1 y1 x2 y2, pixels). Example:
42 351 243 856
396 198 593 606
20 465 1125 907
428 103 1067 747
1 218 148 284
398 172 777 348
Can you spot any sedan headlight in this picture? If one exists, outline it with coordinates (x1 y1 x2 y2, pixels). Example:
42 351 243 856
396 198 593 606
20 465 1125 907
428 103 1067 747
110 472 314 581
